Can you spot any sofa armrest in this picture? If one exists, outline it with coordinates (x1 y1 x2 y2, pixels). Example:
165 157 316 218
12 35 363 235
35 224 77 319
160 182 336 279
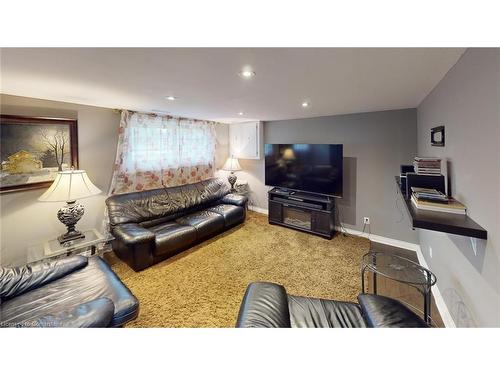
15 298 115 328
357 294 430 328
111 223 155 272
236 282 291 328
112 223 155 245
0 256 88 301
221 193 248 207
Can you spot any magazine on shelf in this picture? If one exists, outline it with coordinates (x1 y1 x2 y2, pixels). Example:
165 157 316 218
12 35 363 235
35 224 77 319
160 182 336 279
410 195 466 214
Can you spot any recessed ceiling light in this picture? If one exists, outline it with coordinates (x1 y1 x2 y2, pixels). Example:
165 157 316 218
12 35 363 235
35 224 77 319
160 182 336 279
302 101 310 108
165 96 177 101
238 112 244 116
238 70 256 79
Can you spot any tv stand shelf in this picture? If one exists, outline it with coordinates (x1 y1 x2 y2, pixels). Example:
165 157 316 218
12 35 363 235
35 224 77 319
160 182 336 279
395 176 487 240
268 188 335 239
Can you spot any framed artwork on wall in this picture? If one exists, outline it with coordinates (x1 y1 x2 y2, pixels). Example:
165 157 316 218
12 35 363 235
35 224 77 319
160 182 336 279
0 115 79 193
431 125 445 147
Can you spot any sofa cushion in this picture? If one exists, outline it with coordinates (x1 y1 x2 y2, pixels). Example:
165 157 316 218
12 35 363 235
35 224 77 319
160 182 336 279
0 257 139 328
288 295 367 328
176 210 225 240
152 222 197 257
106 178 230 226
0 256 89 301
357 294 429 328
207 204 245 227
15 298 115 328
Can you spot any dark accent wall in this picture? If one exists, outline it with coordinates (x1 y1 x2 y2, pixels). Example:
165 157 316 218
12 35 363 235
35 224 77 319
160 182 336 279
239 108 418 244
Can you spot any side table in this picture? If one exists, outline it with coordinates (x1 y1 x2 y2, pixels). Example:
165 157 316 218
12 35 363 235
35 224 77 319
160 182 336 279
360 251 437 324
24 228 111 266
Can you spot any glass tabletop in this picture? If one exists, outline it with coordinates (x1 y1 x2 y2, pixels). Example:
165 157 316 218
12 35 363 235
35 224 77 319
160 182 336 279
25 229 110 265
361 252 437 287
44 229 105 256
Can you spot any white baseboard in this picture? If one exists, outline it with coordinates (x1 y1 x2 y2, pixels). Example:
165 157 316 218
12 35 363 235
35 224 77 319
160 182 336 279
335 226 420 252
413 246 456 328
248 205 269 215
248 207 454 327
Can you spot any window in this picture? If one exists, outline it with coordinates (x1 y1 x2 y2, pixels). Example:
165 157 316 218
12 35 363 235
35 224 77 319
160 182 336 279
110 111 216 194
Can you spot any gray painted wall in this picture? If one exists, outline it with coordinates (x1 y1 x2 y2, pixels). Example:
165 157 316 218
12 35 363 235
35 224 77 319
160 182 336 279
239 109 419 244
0 94 229 266
417 48 500 327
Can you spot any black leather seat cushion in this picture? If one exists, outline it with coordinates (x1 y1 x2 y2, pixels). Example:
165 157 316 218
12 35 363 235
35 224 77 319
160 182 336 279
15 298 116 328
358 294 429 328
0 256 88 301
176 210 225 240
236 282 291 328
207 204 245 227
236 282 429 328
0 257 139 328
152 222 197 257
288 295 367 328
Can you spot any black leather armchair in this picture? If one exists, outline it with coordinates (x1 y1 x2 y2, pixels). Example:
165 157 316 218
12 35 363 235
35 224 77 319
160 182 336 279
236 282 429 328
106 178 248 271
0 256 139 328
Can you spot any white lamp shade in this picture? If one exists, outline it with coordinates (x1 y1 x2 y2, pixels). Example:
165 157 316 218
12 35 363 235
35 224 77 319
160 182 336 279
39 170 102 202
222 157 242 172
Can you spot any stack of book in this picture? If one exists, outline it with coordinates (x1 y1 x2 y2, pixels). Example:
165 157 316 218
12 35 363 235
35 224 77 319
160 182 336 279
413 157 441 175
411 187 466 215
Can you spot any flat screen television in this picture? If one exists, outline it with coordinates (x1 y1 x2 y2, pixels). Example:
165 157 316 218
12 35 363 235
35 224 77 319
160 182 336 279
264 143 343 197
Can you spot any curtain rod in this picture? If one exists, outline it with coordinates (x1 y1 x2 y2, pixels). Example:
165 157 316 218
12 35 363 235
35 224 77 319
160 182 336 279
112 108 227 125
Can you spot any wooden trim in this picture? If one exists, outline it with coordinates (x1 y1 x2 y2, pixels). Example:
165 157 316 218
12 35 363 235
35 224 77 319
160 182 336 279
0 114 79 194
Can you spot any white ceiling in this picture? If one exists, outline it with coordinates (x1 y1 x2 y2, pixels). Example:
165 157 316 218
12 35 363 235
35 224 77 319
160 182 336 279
0 48 465 123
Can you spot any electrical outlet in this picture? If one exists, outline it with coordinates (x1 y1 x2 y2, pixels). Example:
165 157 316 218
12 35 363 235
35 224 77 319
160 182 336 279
363 217 370 225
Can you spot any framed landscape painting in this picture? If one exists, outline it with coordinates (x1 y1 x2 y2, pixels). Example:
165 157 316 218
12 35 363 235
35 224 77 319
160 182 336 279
0 115 79 193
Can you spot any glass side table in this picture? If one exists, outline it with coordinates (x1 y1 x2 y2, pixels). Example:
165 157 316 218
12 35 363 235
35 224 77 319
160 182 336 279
361 252 437 324
25 229 111 266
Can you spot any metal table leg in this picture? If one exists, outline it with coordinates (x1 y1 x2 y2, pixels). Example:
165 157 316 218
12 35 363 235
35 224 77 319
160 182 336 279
361 267 366 294
424 287 431 324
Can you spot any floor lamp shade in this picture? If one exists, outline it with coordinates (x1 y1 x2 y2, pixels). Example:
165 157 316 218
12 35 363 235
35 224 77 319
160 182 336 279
39 170 101 244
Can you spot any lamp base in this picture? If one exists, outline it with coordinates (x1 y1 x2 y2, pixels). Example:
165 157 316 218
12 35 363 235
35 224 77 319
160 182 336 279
227 172 237 192
57 200 85 244
58 230 85 244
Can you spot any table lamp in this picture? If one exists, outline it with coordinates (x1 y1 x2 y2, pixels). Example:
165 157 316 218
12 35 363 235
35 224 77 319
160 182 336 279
222 156 242 192
39 169 102 244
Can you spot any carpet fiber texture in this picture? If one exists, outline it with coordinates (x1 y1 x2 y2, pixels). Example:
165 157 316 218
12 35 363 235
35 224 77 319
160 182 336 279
109 211 370 327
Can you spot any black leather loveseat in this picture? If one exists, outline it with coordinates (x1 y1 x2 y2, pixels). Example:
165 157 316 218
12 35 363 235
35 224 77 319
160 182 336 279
236 282 429 328
0 256 139 328
106 178 248 271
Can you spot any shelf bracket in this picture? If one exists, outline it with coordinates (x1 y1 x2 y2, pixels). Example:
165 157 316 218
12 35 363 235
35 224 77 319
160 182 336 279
470 237 478 256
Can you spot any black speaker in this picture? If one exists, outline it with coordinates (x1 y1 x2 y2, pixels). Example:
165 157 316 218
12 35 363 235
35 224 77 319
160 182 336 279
405 173 446 198
400 165 415 175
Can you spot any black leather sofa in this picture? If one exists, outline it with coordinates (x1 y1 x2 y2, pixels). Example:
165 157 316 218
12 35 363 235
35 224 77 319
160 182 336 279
0 256 139 328
106 178 248 271
236 282 429 328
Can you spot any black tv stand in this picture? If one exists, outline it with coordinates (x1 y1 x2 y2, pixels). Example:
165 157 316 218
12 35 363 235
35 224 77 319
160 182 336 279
268 188 335 239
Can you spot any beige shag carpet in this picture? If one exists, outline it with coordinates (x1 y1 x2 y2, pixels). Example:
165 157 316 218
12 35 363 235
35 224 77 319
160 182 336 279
109 211 370 327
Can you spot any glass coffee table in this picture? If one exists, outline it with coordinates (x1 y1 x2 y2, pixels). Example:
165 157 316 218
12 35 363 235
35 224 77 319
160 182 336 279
24 228 111 266
361 252 437 324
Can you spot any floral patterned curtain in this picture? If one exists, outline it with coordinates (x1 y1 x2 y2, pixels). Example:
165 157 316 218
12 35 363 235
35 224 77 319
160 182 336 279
108 110 216 195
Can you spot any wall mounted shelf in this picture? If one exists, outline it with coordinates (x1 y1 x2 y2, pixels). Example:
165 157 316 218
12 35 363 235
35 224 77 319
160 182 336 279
395 176 487 240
